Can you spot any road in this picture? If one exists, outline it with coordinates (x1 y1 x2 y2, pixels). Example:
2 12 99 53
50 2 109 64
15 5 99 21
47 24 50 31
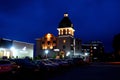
50 62 120 80
1 62 120 80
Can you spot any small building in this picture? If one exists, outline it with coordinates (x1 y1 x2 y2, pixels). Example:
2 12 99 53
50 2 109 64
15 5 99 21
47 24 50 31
0 38 34 59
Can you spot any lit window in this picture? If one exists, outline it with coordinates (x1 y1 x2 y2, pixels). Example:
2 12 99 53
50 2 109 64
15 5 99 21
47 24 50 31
46 33 51 41
63 40 66 43
64 14 68 17
50 46 53 49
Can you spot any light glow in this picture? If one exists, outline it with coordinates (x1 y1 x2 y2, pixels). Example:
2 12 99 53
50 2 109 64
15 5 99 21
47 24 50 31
94 47 97 49
23 47 26 51
45 50 49 54
64 14 68 17
66 52 70 56
10 47 15 51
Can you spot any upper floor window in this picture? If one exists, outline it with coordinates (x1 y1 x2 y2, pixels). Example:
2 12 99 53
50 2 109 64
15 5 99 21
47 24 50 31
53 41 56 44
63 45 66 49
47 41 50 45
63 40 66 43
63 29 66 35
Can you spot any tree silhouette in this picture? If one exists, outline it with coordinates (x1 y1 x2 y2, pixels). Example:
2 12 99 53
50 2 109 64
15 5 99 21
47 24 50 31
112 33 120 61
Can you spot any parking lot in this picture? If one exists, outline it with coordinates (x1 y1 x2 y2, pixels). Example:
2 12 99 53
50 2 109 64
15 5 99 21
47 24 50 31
1 58 120 80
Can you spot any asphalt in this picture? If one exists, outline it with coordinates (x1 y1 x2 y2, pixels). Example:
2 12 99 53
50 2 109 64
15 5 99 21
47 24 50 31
1 62 120 80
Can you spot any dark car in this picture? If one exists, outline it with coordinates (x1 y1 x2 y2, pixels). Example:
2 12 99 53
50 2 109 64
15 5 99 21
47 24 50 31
49 59 69 70
65 59 74 67
73 58 84 66
35 60 57 72
10 59 40 73
0 60 12 74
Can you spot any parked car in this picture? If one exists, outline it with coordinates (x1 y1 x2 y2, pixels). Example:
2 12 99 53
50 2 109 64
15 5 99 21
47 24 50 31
0 60 13 74
10 59 40 73
49 59 69 70
72 58 84 66
65 59 74 67
35 60 57 72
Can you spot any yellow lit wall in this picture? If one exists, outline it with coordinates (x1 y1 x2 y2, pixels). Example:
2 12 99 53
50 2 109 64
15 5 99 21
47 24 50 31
57 28 75 36
41 33 57 50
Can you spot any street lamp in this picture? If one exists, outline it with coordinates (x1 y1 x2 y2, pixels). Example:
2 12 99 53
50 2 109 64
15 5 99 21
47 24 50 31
45 50 49 58
66 52 70 56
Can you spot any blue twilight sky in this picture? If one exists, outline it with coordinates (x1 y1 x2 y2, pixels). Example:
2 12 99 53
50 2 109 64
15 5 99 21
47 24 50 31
0 0 120 53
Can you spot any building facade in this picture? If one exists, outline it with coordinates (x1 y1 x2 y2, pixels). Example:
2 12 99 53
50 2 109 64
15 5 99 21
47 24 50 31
36 33 57 58
82 41 104 61
36 13 82 59
0 38 34 59
57 13 82 58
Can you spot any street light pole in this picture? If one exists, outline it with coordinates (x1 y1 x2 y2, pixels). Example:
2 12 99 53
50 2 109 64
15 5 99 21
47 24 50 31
45 50 49 59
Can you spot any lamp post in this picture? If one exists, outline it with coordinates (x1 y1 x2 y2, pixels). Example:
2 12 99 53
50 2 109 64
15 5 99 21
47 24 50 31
45 50 49 58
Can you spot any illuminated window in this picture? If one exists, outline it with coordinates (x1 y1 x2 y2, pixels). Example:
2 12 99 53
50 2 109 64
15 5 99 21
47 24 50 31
50 46 53 49
47 33 51 41
63 40 66 43
64 13 68 17
69 31 71 34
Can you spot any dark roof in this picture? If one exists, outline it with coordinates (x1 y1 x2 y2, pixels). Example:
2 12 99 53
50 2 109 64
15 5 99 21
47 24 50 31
58 15 73 28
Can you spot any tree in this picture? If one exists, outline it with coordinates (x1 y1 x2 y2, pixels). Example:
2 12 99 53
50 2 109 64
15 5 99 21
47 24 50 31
112 33 120 61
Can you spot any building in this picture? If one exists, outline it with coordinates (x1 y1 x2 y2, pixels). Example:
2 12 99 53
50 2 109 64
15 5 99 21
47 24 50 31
57 13 82 58
82 41 104 61
36 13 82 59
36 33 57 58
0 38 34 59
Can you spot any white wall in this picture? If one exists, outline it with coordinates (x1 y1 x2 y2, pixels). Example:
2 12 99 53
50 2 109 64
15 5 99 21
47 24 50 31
12 40 34 59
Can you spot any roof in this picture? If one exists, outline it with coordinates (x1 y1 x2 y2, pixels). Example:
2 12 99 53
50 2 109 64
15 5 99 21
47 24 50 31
58 13 74 28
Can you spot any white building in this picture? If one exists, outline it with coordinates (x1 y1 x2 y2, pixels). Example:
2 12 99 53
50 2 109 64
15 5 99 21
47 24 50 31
0 38 34 59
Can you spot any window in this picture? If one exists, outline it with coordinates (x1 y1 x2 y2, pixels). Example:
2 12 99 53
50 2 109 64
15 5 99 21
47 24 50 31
53 46 57 49
63 40 66 43
42 41 44 44
60 30 62 35
63 45 66 49
53 41 56 43
67 29 69 34
63 29 66 35
47 41 50 45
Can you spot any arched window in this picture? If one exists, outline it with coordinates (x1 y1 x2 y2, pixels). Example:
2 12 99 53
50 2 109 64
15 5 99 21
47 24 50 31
60 30 62 35
63 29 66 35
67 29 69 34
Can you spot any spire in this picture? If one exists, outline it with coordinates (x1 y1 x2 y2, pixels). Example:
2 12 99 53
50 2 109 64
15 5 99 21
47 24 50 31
58 13 73 28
